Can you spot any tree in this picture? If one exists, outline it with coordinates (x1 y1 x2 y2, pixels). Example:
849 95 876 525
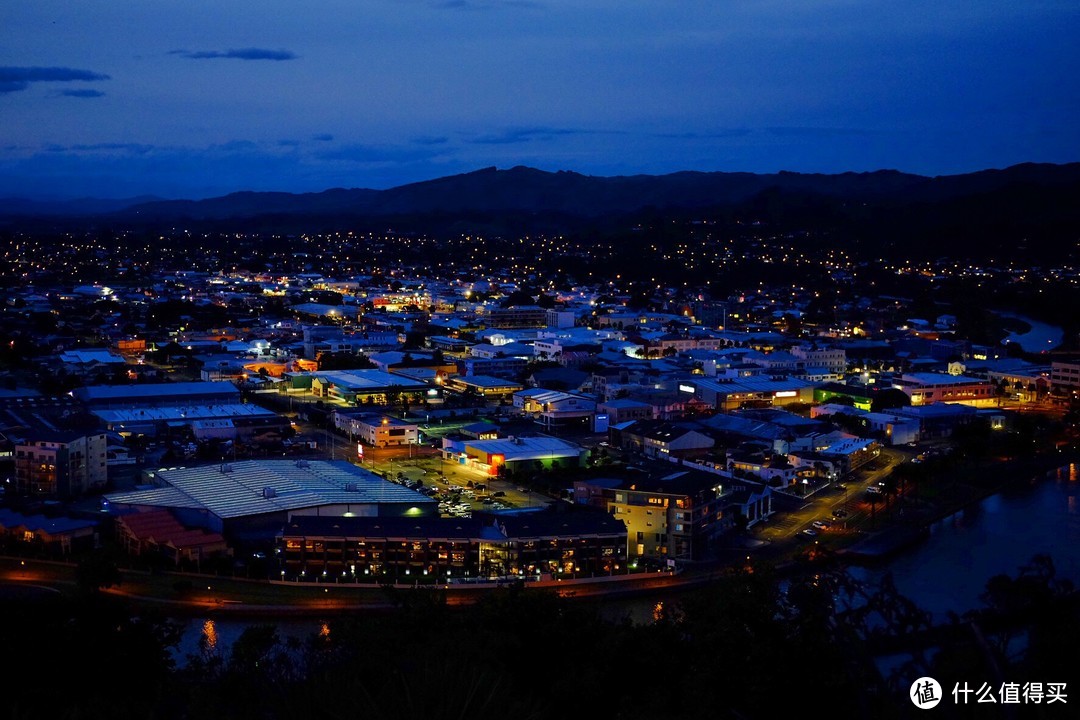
76 549 122 594
870 388 911 413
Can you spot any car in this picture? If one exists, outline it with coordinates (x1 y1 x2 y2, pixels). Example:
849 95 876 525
811 521 829 531
832 508 849 518
493 491 506 497
866 486 883 495
800 528 819 538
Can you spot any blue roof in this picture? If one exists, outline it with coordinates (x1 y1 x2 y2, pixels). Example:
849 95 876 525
0 509 98 534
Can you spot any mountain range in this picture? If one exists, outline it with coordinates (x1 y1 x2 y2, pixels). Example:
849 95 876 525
2 163 1078 262
1 162 1077 222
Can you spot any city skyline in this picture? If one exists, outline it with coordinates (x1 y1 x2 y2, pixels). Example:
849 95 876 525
3 0 1079 199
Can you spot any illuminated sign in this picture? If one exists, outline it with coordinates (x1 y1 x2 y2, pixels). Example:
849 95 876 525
357 443 364 458
679 384 695 393
774 390 798 398
490 453 505 466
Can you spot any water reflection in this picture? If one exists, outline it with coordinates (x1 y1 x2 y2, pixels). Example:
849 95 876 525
850 463 1080 622
201 619 217 652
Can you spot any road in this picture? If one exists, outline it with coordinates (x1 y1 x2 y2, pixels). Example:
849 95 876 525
752 448 906 550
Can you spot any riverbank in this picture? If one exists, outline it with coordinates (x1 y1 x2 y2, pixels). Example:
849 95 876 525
841 449 1080 562
0 553 697 617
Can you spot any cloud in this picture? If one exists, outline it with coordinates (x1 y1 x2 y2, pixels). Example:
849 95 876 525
0 66 111 94
69 143 154 153
60 89 106 98
411 135 449 146
170 48 298 61
311 133 334 142
0 138 466 198
765 126 870 138
653 129 753 140
433 0 541 9
314 143 444 164
470 126 604 145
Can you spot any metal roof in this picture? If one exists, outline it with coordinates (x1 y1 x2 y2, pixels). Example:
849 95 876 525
105 460 434 520
76 381 240 402
94 403 274 423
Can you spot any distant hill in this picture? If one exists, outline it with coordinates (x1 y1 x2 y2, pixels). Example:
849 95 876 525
1 163 1076 222
1 163 1078 262
107 162 1080 221
0 195 164 217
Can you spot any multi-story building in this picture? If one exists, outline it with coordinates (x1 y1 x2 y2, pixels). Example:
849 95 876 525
512 388 596 430
574 469 733 561
1051 361 1080 395
895 373 995 407
484 306 548 329
459 355 530 380
14 430 108 498
333 412 419 448
791 345 847 374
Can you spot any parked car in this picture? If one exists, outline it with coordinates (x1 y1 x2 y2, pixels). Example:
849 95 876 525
832 508 849 518
799 528 818 538
811 521 829 531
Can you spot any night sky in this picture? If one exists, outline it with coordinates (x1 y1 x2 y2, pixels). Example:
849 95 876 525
3 1 1079 199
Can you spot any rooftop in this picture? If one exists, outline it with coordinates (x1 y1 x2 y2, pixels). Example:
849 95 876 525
106 459 434 520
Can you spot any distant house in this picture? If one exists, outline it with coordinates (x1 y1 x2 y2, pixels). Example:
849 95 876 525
114 508 229 566
513 388 596 430
0 508 98 554
614 420 715 458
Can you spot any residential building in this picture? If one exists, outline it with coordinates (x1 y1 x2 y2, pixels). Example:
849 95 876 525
14 430 108 498
574 469 734 561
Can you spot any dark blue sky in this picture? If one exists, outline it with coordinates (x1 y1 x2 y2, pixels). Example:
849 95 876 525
3 1 1079 199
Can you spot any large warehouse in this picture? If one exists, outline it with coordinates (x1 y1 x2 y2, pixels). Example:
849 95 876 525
104 459 435 540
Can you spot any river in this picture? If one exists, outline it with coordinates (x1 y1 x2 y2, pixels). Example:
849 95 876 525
172 463 1080 659
997 312 1064 353
848 462 1080 622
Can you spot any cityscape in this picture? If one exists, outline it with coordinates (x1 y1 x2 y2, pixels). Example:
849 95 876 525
3 2 1080 719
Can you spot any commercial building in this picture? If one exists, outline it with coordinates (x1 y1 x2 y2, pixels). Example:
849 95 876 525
484 306 549 328
287 370 431 405
74 381 241 408
686 377 817 411
446 375 524 399
332 411 419 448
894 373 995 407
442 435 586 476
104 459 435 541
279 507 626 578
